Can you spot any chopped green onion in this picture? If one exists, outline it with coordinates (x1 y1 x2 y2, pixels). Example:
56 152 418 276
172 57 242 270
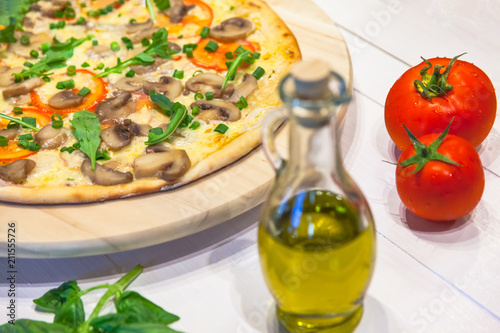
194 93 203 100
179 114 193 128
17 139 29 149
192 106 199 116
67 65 77 76
28 141 41 151
236 96 248 110
65 7 76 18
183 43 198 53
230 5 235 10
77 87 91 97
80 2 86 8
173 69 184 79
92 40 98 46
186 49 193 58
51 113 64 129
200 27 210 38
55 10 64 18
253 52 261 59
189 121 200 130
121 36 134 50
0 136 8 147
95 62 105 70
21 117 37 129
7 121 19 129
192 70 203 76
20 35 30 45
13 107 23 115
214 124 229 134
41 42 50 53
129 18 136 24
81 62 90 68
18 133 33 141
56 79 76 90
252 66 265 80
24 61 33 68
76 17 85 25
204 40 218 53
42 76 51 83
30 49 39 58
125 70 135 78
225 51 234 59
110 41 120 52
141 38 150 47
177 34 183 38
206 92 213 100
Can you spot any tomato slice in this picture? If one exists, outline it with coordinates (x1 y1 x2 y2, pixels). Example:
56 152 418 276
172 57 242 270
156 0 214 37
189 39 258 72
31 69 108 114
0 108 51 162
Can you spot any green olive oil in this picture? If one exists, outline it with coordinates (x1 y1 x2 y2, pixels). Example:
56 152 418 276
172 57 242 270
258 190 376 332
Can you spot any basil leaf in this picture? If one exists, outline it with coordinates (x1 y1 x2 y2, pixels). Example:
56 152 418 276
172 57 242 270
33 281 80 313
70 110 102 169
0 319 73 332
53 296 85 329
115 291 180 325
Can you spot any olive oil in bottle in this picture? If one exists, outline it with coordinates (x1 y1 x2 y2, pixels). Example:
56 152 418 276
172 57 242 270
258 60 376 332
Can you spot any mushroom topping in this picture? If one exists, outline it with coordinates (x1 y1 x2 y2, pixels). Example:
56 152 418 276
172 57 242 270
209 17 254 43
129 57 168 75
115 76 143 93
125 19 154 34
133 149 191 181
143 76 183 99
34 125 69 150
95 92 137 124
126 119 151 136
48 91 84 109
0 66 23 87
0 128 19 141
29 0 67 17
169 42 182 53
2 77 45 99
0 159 36 184
163 0 194 23
86 45 114 59
185 73 233 98
190 99 241 122
100 124 134 150
129 27 158 44
226 73 258 103
81 159 133 186
145 144 170 154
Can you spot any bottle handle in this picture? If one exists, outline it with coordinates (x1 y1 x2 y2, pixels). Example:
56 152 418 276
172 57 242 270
261 108 288 171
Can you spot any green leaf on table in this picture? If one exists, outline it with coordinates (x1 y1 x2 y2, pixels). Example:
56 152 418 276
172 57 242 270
116 291 180 325
0 319 73 333
53 296 85 329
33 280 80 313
70 110 102 169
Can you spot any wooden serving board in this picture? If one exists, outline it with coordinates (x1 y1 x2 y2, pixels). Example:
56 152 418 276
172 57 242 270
0 0 352 258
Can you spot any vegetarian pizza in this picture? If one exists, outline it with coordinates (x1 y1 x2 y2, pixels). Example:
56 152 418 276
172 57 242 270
0 0 300 203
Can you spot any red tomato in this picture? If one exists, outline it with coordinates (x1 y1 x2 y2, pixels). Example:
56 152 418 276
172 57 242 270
396 132 484 221
385 56 496 150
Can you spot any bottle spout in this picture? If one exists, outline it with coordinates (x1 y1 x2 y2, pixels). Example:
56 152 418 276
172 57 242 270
291 59 331 99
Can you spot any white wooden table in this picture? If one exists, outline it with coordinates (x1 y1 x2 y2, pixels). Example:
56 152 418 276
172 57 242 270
2 1 500 332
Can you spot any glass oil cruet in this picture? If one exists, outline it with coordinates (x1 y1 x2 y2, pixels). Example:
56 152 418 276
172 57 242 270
258 59 376 332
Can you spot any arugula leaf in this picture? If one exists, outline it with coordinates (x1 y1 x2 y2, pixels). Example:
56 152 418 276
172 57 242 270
154 0 170 10
221 47 259 89
33 281 80 313
94 28 175 78
0 17 18 43
145 92 187 145
0 0 37 26
0 319 73 332
70 110 102 170
14 35 92 80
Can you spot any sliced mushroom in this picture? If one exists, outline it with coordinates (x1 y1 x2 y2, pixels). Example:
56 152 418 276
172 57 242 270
125 19 154 34
133 149 191 181
209 17 254 43
163 0 195 23
115 76 143 93
130 57 168 75
48 91 84 109
143 76 183 99
100 124 134 150
190 99 241 122
169 42 182 53
33 125 69 150
145 144 170 154
185 73 233 98
0 128 19 141
95 92 137 124
129 27 158 44
86 45 114 59
81 159 133 186
0 159 36 183
226 73 258 103
29 0 67 17
0 66 23 87
125 119 151 136
10 32 51 58
2 77 45 99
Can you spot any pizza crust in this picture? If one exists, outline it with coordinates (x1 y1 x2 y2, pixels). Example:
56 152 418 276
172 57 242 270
0 0 301 204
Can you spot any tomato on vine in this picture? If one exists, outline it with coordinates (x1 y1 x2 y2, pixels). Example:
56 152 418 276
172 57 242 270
385 54 496 150
395 120 484 221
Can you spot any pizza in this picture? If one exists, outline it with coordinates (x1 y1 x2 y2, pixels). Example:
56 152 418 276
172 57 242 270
0 0 300 203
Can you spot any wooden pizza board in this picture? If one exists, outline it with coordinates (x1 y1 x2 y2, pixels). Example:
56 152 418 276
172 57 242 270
0 0 352 258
